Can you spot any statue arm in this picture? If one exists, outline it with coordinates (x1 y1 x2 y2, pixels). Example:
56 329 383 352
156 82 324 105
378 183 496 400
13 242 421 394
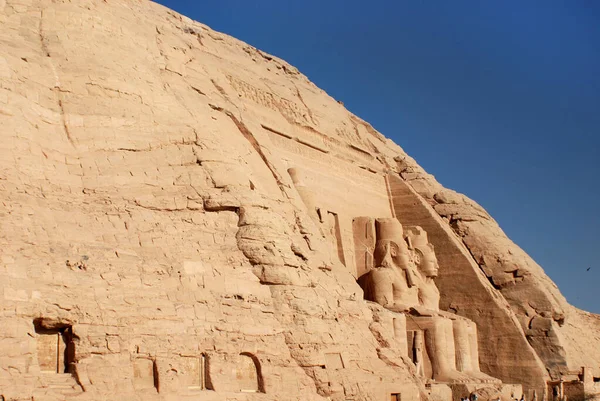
404 267 417 288
371 271 395 308
373 283 393 308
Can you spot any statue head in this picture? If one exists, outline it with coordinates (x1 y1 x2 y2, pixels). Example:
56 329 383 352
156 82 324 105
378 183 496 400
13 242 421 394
405 226 439 278
373 218 411 270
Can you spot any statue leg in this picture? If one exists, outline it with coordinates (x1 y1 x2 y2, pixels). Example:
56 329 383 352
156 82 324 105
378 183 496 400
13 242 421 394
422 317 473 383
454 319 500 383
467 320 481 372
453 319 473 372
424 318 457 381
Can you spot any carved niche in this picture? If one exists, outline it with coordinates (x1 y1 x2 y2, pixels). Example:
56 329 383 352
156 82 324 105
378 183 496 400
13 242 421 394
181 354 213 390
35 324 74 374
236 353 264 393
133 358 158 391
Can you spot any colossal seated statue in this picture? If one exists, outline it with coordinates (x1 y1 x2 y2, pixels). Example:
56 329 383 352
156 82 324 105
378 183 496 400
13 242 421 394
355 218 498 384
357 218 418 312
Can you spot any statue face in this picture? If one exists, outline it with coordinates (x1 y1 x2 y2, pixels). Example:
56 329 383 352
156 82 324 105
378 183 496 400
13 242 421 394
373 239 410 270
390 241 411 270
414 244 439 277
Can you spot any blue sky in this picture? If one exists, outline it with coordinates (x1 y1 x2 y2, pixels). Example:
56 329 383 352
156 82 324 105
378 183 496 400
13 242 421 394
155 1 600 314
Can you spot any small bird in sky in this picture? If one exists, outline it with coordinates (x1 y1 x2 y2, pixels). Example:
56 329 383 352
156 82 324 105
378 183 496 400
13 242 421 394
587 267 591 271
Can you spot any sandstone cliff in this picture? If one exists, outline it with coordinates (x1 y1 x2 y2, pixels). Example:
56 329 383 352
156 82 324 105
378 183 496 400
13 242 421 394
0 1 598 400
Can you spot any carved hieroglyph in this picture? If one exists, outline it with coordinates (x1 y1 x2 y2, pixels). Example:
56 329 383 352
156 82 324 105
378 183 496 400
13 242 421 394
0 1 599 400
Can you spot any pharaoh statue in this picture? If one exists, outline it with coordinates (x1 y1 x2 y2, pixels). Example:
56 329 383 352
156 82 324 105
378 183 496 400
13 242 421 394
356 218 498 384
357 218 417 311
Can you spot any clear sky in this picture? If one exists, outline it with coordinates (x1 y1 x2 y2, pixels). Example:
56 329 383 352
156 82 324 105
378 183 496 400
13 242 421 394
154 1 600 314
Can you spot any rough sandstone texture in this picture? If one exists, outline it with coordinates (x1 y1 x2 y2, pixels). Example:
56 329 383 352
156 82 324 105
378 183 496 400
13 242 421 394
0 1 598 400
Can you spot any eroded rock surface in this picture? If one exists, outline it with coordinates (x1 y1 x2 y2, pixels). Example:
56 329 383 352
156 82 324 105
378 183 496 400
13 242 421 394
0 1 598 400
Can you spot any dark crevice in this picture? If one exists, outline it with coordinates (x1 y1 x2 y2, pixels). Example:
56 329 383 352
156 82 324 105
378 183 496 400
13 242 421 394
191 86 206 96
203 202 239 213
56 98 75 146
210 79 229 99
39 8 75 147
38 10 50 57
182 26 203 46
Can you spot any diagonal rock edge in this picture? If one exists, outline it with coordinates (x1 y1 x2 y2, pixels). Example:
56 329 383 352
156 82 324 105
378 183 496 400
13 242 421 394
393 155 600 377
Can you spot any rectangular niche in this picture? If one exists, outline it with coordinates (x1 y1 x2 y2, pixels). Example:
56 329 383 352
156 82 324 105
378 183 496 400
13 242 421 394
391 394 401 401
35 325 74 374
182 354 212 390
133 358 158 391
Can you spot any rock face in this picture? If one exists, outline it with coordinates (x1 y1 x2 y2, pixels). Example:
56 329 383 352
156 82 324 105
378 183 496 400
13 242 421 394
0 1 599 400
